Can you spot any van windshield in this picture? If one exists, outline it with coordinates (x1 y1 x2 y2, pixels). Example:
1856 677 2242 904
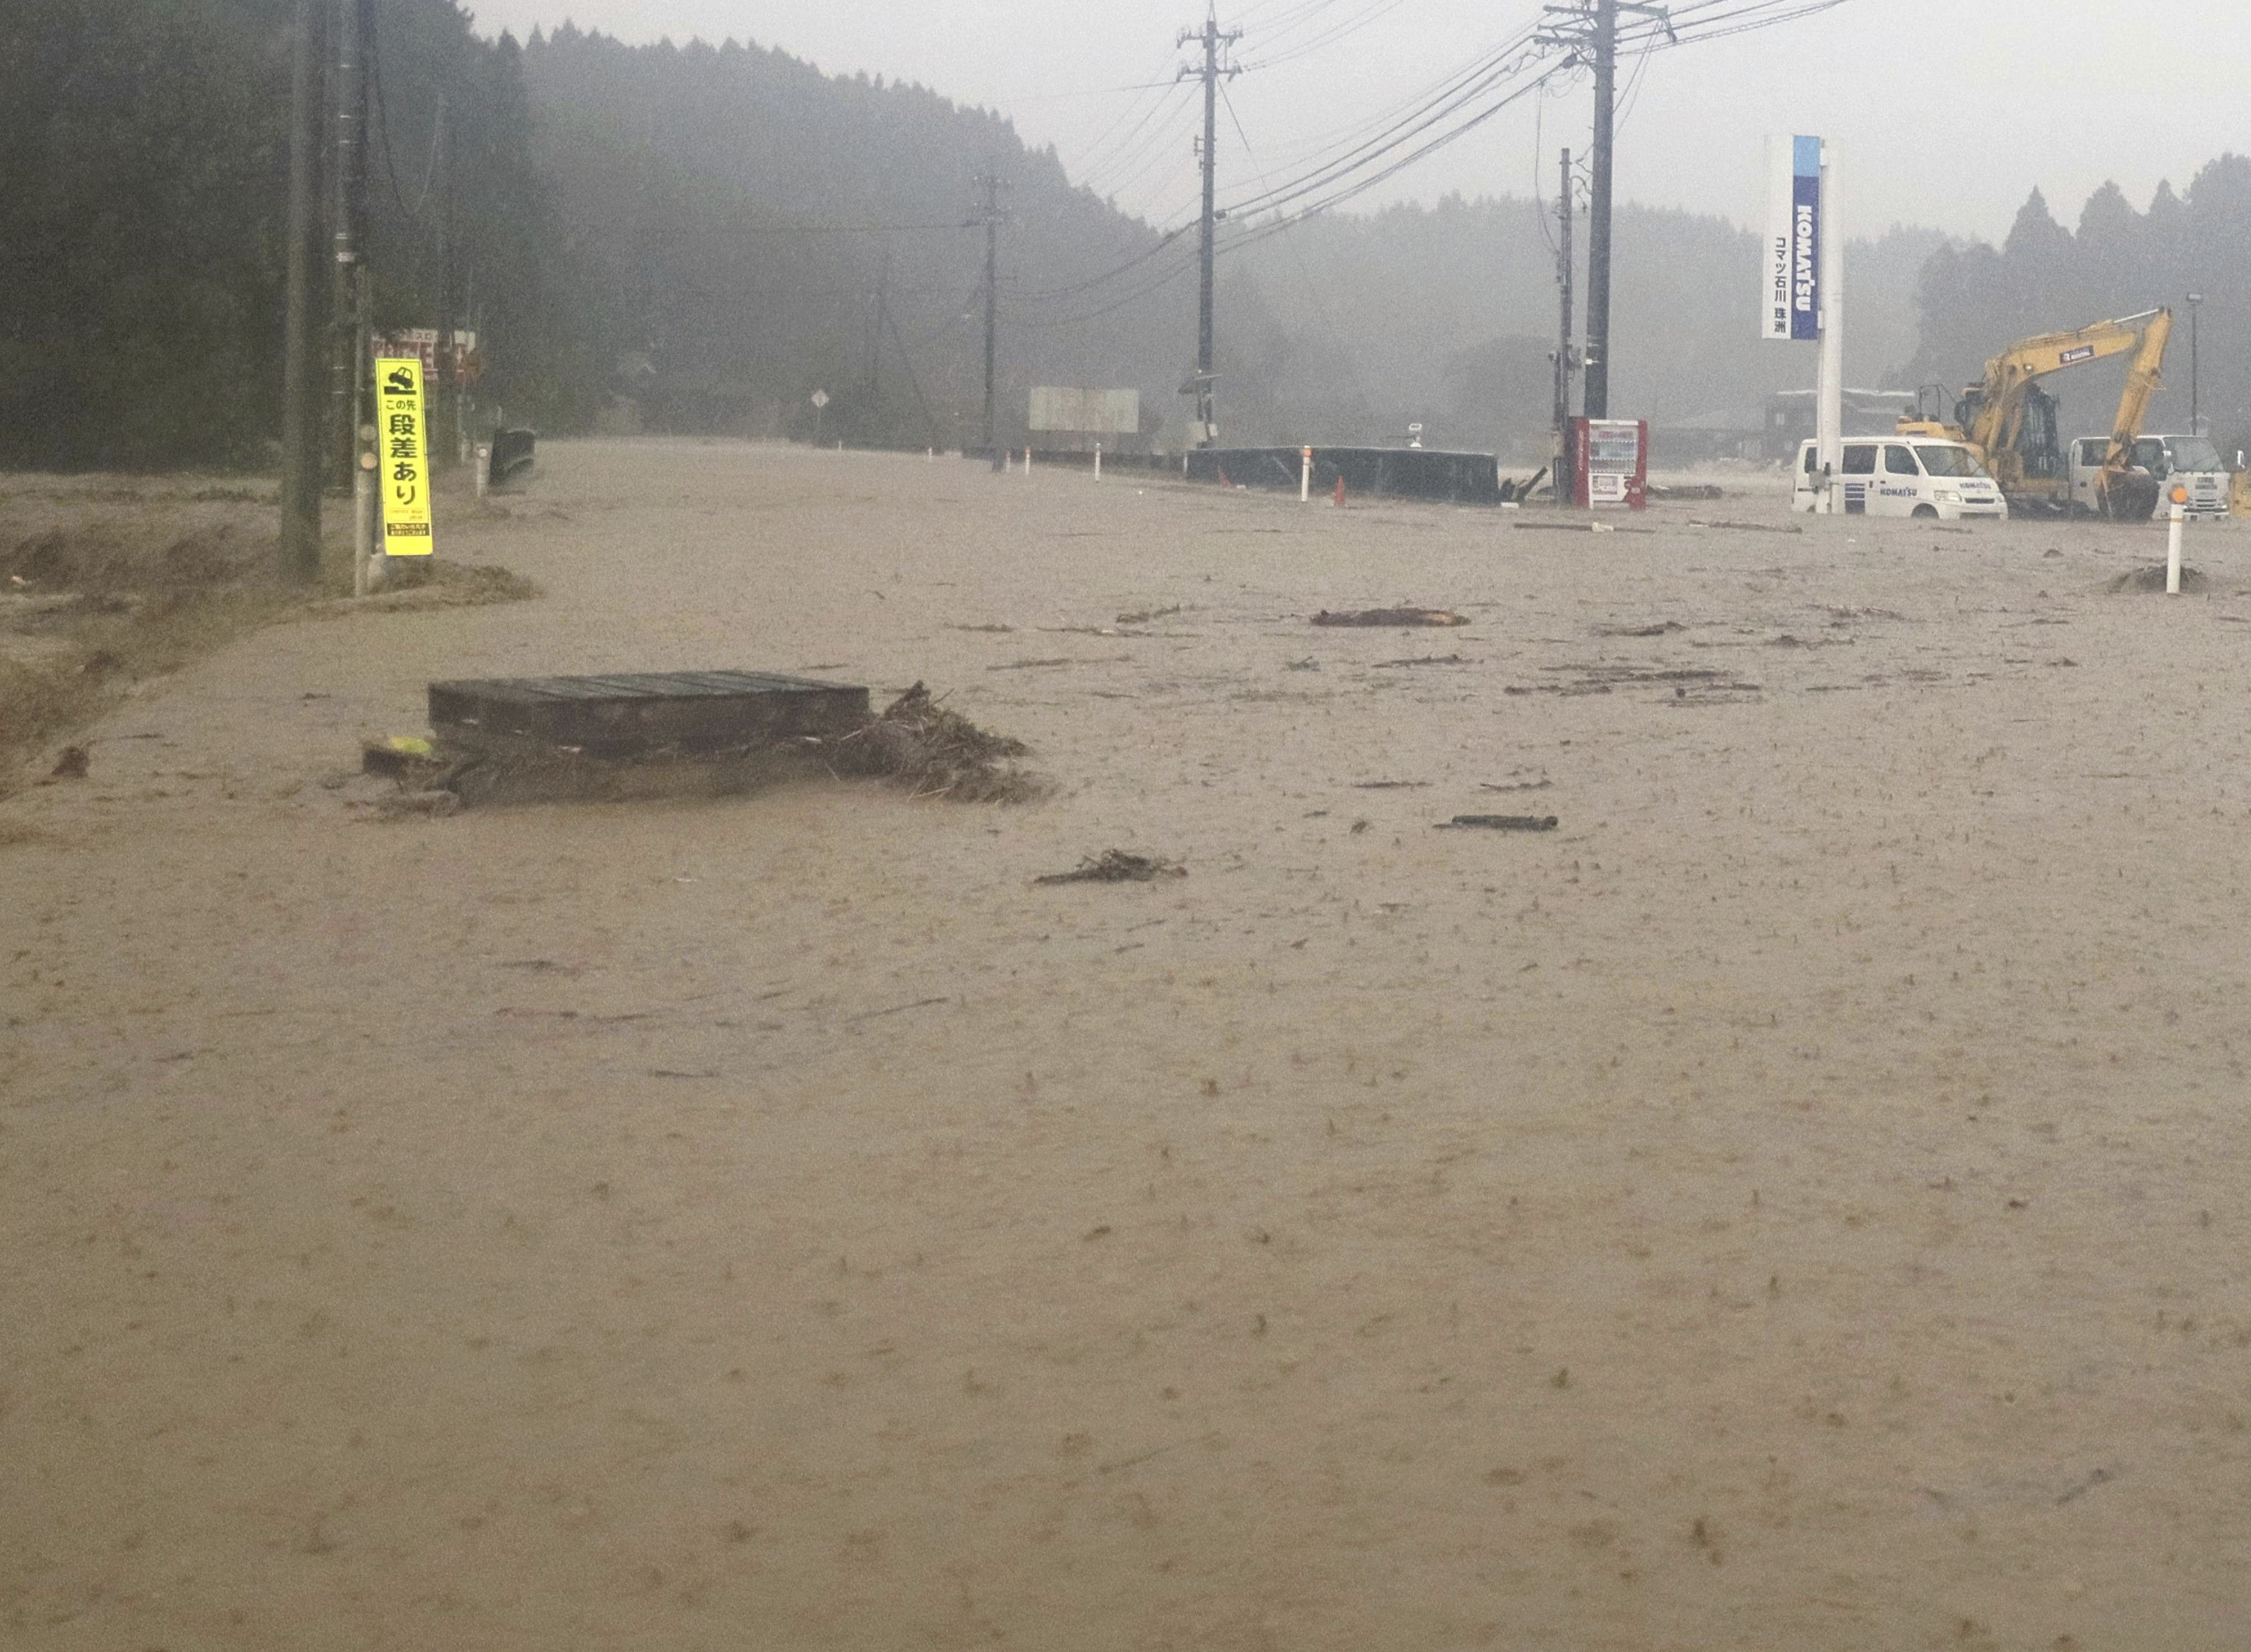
1915 445 1989 478
2167 437 2225 472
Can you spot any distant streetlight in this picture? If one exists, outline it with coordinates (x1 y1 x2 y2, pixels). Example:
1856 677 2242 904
2186 293 2204 436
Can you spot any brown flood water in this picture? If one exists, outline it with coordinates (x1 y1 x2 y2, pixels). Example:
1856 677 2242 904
5 439 2250 1649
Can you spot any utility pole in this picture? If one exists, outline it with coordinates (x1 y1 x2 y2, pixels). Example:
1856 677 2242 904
1542 1 1670 423
1552 146 1576 463
1582 0 1615 419
1178 6 1240 447
328 0 367 494
975 170 1005 468
2188 291 2204 434
330 0 378 591
280 0 325 580
432 93 460 468
866 250 889 409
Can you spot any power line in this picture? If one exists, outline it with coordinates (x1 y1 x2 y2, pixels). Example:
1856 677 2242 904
1219 78 1377 416
1015 0 1855 336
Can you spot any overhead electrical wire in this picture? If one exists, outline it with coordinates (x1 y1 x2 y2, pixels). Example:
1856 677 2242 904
1217 78 1378 411
1019 0 1856 325
1236 0 1418 72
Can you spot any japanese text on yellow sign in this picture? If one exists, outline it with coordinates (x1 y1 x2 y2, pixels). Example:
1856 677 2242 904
374 357 433 556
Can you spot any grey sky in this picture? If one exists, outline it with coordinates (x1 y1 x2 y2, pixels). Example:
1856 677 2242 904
465 1 2250 244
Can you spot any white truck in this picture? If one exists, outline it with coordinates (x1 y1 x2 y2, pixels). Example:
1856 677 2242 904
2069 433 2230 519
1792 434 2009 520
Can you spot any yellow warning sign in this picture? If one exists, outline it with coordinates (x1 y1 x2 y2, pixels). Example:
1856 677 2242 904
374 357 433 556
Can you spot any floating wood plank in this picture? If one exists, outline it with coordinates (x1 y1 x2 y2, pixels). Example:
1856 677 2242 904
428 670 869 756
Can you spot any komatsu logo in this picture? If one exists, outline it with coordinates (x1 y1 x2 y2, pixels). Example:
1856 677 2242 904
1794 205 1816 310
2059 345 2096 365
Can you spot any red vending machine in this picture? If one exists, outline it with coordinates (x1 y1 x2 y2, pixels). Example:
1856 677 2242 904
1570 417 1648 510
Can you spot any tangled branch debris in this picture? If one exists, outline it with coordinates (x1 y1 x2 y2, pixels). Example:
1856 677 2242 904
835 682 1040 802
1034 850 1186 885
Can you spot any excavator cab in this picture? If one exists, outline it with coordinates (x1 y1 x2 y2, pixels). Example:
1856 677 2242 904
1956 381 2066 500
1895 383 1960 440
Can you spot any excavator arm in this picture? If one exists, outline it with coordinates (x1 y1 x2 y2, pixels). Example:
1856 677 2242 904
2094 309 2172 518
1966 308 2167 463
1944 308 2171 509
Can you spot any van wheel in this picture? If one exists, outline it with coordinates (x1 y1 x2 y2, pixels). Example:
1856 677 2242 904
1911 504 1938 519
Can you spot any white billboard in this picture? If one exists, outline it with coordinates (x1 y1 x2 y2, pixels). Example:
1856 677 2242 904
1028 387 1141 434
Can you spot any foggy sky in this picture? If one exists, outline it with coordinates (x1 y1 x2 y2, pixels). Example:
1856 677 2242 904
463 0 2250 245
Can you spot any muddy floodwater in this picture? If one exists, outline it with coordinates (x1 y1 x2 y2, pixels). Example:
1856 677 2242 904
6 440 2250 1649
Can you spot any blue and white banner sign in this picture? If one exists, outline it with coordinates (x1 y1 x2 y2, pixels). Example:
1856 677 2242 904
1763 134 1821 342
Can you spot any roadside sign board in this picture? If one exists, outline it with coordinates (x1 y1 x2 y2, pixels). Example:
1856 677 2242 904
375 357 434 556
1763 134 1821 342
371 329 479 381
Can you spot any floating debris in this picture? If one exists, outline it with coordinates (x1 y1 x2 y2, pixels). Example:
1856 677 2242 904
1311 607 1468 628
2108 564 2207 594
1437 814 1558 832
1689 518 1803 534
1035 850 1187 885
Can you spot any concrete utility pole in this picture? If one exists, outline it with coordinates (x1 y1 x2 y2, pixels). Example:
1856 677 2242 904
280 0 325 580
975 170 1005 468
1582 0 1616 420
1178 6 1240 447
866 249 890 411
328 0 367 494
1542 1 1670 421
432 93 459 468
1552 146 1575 457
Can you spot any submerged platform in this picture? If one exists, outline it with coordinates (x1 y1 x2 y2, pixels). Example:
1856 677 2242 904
428 671 871 757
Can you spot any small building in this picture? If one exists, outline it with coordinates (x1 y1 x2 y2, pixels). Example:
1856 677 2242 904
1653 410 1764 466
1762 388 1916 461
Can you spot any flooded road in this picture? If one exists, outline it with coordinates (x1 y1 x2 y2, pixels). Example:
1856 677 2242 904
6 440 2249 1648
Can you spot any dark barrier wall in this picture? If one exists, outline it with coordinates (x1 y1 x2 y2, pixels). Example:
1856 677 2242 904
1185 447 1502 505
490 428 537 486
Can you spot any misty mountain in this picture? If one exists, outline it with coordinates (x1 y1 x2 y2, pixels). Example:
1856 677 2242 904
10 2 2238 475
520 24 1186 446
1217 198 1941 457
519 29 1945 457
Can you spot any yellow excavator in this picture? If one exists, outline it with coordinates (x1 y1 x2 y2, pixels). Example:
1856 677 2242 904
1900 307 2172 518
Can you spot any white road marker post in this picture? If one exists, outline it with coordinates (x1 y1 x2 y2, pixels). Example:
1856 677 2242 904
352 432 376 598
1301 445 1312 502
2168 486 2186 594
1095 442 1102 482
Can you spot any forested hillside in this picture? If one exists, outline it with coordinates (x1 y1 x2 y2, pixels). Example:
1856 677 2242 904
518 25 1181 446
0 0 563 468
1908 160 2251 452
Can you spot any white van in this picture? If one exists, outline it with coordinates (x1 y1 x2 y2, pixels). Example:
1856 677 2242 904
1792 435 2008 520
2068 433 2230 519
